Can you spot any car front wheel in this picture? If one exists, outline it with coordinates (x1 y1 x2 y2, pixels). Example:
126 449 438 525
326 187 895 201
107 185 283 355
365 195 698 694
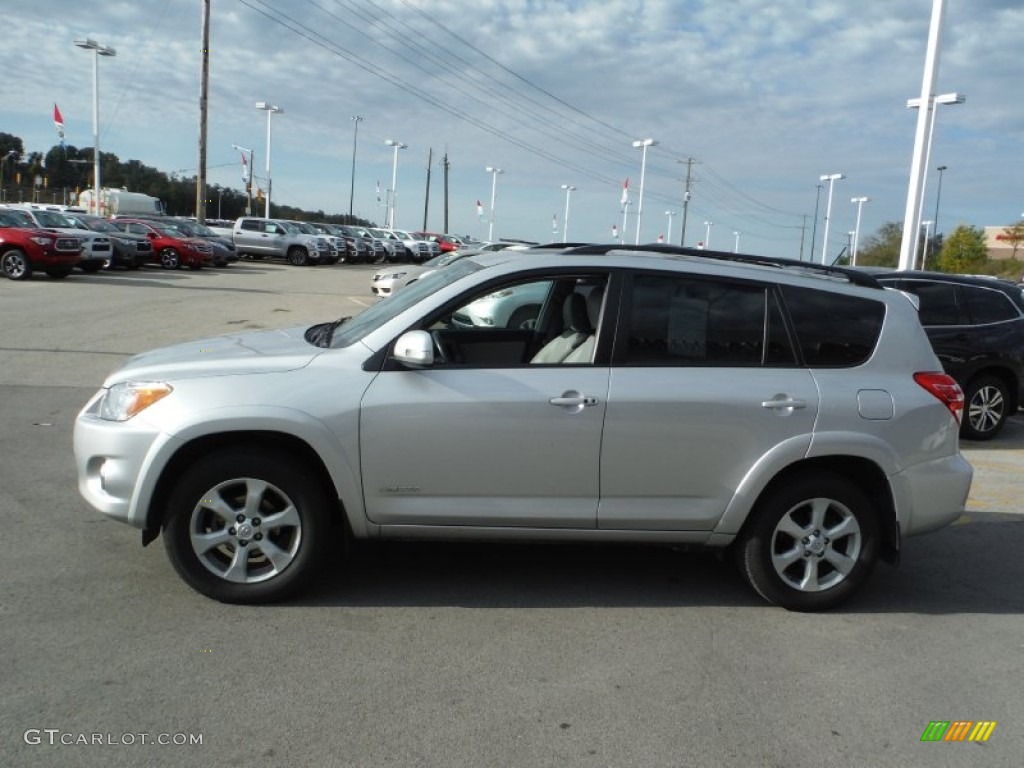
159 248 181 269
163 449 331 603
961 374 1010 441
737 472 878 611
1 249 32 280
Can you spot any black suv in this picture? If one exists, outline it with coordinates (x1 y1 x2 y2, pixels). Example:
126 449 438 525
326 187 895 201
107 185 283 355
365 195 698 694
874 270 1024 440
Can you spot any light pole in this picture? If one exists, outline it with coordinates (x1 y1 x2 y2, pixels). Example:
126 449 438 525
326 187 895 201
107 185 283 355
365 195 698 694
933 165 948 238
703 220 713 249
665 210 676 244
850 196 870 266
632 138 657 244
74 38 116 215
808 183 823 262
255 102 283 218
560 184 576 241
900 84 965 270
919 220 934 269
733 231 740 253
0 150 18 202
385 139 407 228
349 116 363 218
819 173 845 264
485 166 503 241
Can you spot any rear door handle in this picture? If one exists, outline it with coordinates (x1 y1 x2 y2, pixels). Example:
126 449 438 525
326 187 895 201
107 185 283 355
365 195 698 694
761 398 807 410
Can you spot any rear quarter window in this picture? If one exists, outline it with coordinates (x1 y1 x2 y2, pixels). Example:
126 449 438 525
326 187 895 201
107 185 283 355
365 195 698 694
781 285 884 367
962 285 1019 324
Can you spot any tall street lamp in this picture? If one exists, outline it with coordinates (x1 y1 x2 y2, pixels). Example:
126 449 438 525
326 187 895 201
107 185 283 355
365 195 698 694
385 139 407 228
255 102 283 218
703 220 713 249
919 220 934 269
733 231 741 253
850 196 870 266
632 138 657 244
74 38 116 215
349 116 363 218
900 88 965 269
485 166 503 241
560 184 576 241
819 173 845 264
933 164 948 237
664 210 676 244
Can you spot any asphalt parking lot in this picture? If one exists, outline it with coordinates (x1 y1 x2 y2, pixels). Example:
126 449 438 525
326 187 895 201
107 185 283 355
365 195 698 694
1 262 1022 767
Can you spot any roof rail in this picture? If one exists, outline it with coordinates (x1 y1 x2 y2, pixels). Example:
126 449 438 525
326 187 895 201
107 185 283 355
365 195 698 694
565 243 883 288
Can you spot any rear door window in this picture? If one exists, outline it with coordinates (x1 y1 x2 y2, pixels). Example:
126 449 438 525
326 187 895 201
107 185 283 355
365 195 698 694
620 273 795 366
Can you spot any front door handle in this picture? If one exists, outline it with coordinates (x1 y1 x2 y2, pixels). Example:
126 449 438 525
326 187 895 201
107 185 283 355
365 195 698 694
549 391 599 411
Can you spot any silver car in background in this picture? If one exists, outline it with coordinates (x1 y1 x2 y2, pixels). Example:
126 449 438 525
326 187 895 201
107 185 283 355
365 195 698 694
74 245 972 611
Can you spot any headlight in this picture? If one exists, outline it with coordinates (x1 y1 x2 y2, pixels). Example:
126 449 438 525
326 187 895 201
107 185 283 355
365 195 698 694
98 381 173 421
381 272 406 281
30 236 54 246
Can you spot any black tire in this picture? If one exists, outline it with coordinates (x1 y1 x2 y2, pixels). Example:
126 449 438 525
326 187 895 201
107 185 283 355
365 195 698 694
46 267 72 279
80 261 104 274
736 471 879 611
188 262 203 271
288 246 308 267
2 249 32 280
162 449 332 604
508 304 540 330
159 248 181 270
961 374 1010 441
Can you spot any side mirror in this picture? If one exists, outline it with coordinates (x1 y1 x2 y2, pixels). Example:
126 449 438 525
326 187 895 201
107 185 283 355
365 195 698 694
392 330 434 367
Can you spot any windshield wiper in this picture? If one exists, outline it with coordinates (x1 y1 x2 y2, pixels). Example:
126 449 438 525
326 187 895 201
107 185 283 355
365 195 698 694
304 316 351 348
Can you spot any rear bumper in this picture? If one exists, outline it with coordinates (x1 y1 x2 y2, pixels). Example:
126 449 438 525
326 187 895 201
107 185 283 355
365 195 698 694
894 452 973 537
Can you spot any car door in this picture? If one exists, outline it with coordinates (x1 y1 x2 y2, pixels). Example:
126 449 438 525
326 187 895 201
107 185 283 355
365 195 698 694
598 271 820 531
359 272 611 529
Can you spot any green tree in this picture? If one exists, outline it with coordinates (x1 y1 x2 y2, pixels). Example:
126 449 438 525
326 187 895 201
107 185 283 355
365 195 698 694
854 221 902 267
935 224 987 273
1000 220 1024 260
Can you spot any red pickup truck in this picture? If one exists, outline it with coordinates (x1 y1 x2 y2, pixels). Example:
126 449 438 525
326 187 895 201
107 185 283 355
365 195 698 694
0 209 83 280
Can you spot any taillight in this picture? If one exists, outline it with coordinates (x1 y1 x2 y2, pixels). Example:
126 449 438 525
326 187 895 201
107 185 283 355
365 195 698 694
914 372 964 424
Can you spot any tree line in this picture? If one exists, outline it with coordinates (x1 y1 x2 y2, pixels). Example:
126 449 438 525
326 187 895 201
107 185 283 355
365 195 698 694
0 131 372 226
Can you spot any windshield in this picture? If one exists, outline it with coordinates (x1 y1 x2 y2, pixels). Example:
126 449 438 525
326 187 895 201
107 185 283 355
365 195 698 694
291 222 316 234
81 217 117 232
34 210 74 227
327 258 483 348
0 210 29 227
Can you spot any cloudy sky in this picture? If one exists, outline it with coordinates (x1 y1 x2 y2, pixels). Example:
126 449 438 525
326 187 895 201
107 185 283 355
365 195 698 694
5 0 1022 257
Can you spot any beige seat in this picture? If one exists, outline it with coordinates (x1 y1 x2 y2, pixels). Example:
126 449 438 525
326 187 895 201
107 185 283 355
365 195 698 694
562 287 604 364
531 292 592 363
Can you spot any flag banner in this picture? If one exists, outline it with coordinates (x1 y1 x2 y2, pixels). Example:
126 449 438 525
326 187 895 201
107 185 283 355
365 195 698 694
53 103 65 147
240 151 248 184
476 199 483 219
376 180 382 204
552 214 558 233
620 177 629 205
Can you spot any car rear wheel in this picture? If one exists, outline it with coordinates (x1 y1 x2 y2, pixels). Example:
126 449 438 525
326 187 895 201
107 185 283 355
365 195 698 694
163 449 331 603
159 248 181 269
961 374 1010 441
736 472 878 611
2 249 32 280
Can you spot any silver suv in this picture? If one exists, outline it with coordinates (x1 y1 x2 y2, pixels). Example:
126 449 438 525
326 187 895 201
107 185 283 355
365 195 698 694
232 216 330 266
73 245 973 610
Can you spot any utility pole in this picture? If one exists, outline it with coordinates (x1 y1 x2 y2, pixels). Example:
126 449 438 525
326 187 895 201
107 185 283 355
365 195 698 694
423 147 432 232
442 150 450 234
677 157 695 246
196 0 210 223
798 214 808 260
809 184 823 263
